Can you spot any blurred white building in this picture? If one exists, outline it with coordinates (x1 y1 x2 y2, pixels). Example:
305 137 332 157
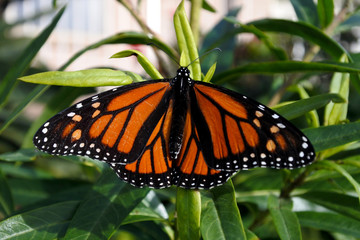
4 0 297 73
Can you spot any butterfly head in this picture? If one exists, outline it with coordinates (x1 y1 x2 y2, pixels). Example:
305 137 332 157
177 67 190 78
171 67 193 94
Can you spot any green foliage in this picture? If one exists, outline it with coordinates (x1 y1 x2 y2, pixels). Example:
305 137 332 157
268 195 302 240
111 50 162 79
1 0 360 239
19 69 137 87
201 181 246 240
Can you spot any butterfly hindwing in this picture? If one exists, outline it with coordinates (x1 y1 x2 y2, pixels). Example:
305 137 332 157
34 80 172 167
173 108 237 189
190 81 315 172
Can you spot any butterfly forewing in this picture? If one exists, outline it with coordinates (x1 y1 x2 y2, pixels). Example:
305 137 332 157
191 82 315 171
34 80 172 166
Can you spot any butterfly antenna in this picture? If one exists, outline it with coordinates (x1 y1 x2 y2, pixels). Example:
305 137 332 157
186 48 222 68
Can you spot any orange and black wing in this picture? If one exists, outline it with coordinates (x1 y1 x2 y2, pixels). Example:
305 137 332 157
173 108 237 189
34 80 174 188
112 98 174 188
189 81 315 172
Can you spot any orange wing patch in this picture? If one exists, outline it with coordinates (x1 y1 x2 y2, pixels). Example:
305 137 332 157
137 150 152 174
71 129 82 141
174 110 233 189
89 114 112 138
62 122 76 138
107 83 168 111
194 88 228 159
102 110 129 147
275 134 287 150
194 84 247 119
225 115 245 154
117 86 169 154
153 138 169 174
240 122 259 147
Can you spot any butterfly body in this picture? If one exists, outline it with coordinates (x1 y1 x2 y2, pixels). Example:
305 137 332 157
168 67 193 160
34 67 315 189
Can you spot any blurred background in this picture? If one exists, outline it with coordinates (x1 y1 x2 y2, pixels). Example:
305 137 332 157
3 0 339 72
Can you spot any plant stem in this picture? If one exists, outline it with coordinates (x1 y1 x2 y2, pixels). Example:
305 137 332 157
280 169 310 198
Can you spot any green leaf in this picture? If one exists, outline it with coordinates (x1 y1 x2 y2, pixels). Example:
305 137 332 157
273 93 344 120
202 0 216 13
174 0 201 79
111 50 162 79
189 0 202 46
19 69 136 87
0 162 53 180
324 55 350 125
212 61 360 83
297 211 360 238
0 149 37 162
201 181 247 240
224 18 287 61
8 178 90 208
0 6 66 107
122 191 169 225
0 170 14 216
118 221 171 240
294 85 320 128
63 167 149 240
315 160 360 204
268 195 302 240
302 122 360 152
176 188 201 240
239 18 360 93
248 19 345 60
203 62 217 83
298 191 360 221
245 230 259 240
290 0 319 26
317 0 334 28
0 201 79 240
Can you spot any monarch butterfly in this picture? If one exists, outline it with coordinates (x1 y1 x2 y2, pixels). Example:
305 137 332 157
34 66 315 189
